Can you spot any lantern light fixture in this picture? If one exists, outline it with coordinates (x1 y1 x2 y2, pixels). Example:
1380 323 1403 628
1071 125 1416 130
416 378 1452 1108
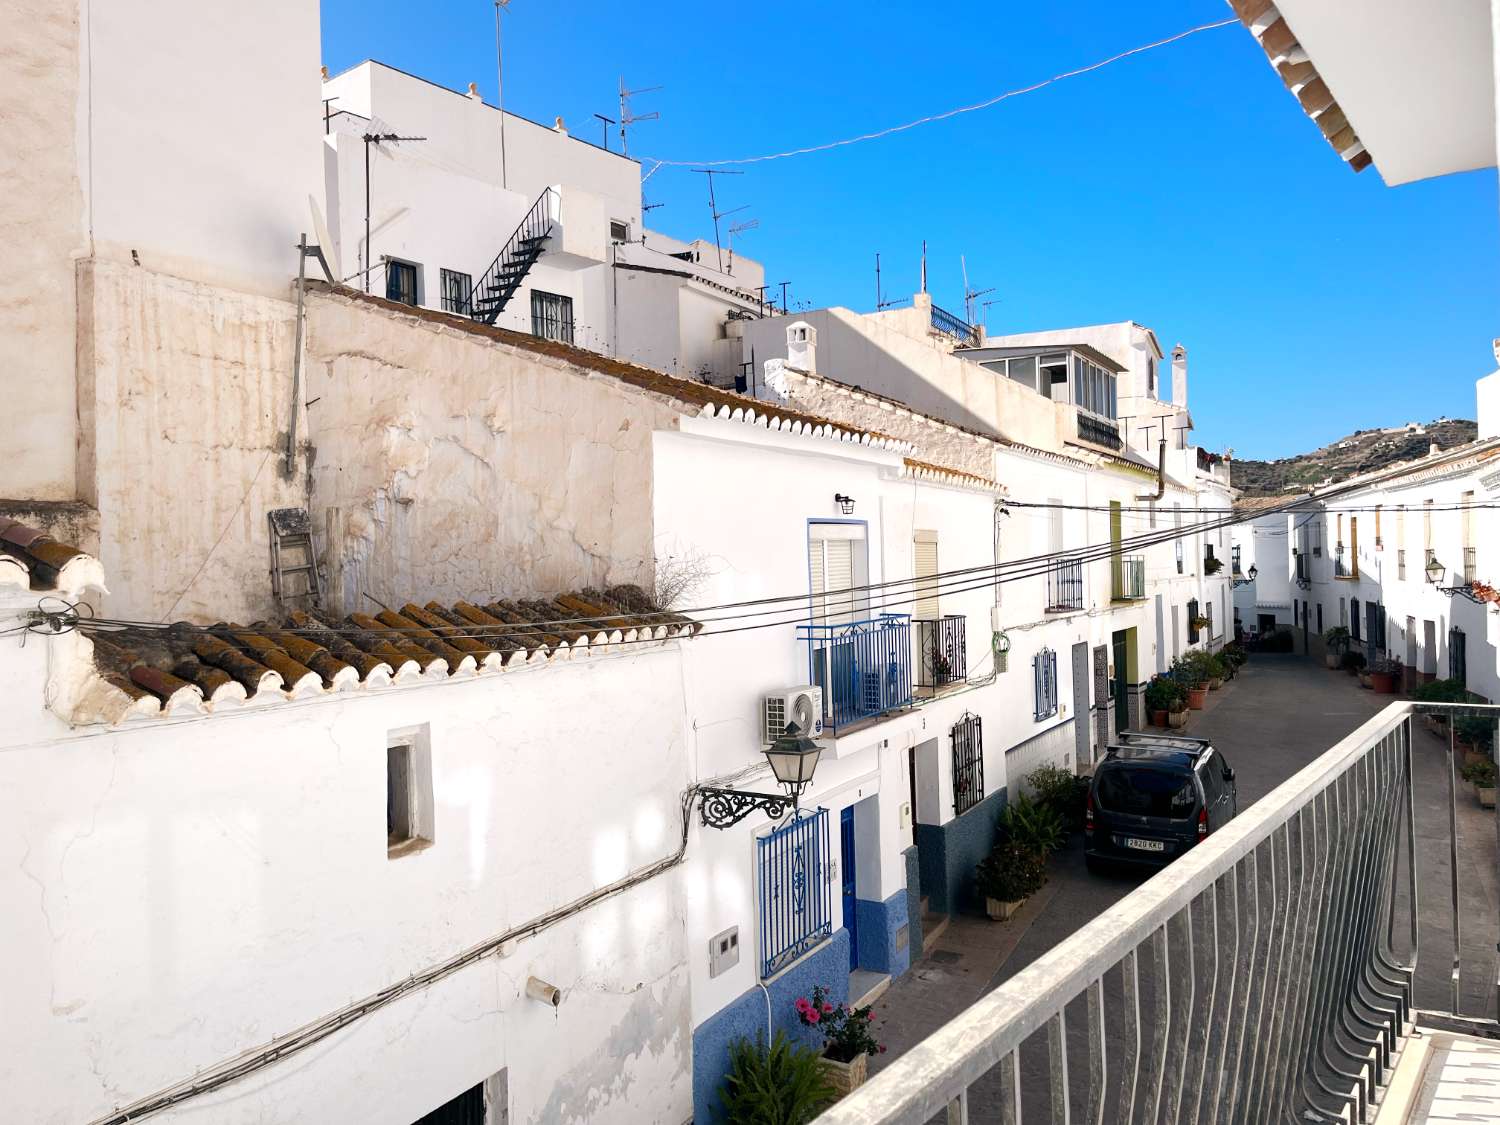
834 493 856 515
698 722 823 829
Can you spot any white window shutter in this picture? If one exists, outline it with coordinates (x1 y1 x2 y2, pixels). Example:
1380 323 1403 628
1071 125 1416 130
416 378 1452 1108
913 533 939 619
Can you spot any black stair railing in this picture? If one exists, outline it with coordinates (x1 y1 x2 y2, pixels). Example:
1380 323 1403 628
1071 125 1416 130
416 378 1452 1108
468 187 559 326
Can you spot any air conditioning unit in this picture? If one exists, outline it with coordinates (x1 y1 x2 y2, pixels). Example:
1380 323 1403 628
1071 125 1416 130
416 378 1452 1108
763 686 823 744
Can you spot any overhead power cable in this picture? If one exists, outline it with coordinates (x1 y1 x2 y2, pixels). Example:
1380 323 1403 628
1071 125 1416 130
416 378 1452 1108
640 18 1236 180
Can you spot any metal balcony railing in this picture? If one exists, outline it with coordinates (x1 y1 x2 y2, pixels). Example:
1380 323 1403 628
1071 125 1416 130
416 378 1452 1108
1046 559 1085 612
1111 555 1145 600
915 615 967 693
1076 413 1122 451
930 303 980 346
1333 547 1353 579
817 701 1500 1125
799 614 912 730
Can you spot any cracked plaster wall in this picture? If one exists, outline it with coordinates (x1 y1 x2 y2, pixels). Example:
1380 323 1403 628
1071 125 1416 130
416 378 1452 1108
304 292 668 614
0 636 693 1124
77 259 309 623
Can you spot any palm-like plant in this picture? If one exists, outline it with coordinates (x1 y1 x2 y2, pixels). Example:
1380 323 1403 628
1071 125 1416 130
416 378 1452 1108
719 1032 837 1125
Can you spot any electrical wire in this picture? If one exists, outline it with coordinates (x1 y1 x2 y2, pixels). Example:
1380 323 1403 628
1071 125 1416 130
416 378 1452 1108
640 18 1237 180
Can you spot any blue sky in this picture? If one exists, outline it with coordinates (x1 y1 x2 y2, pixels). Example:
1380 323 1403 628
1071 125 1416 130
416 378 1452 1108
321 0 1498 460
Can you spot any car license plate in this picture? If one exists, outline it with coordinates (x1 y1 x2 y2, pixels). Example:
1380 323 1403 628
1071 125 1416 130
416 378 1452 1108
1123 837 1166 853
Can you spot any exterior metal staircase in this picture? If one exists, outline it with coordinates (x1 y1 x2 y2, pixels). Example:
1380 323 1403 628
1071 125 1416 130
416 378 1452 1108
468 187 559 326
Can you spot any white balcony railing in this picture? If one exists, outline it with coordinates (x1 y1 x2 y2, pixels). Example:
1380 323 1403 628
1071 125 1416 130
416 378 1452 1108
818 701 1500 1124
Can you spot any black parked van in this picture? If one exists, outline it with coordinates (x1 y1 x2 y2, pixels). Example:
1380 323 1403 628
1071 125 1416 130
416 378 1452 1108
1085 733 1237 873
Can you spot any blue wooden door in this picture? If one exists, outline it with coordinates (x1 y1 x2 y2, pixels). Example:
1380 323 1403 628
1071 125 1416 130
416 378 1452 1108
840 806 858 971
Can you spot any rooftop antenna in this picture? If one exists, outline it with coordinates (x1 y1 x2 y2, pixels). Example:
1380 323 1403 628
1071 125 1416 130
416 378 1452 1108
361 130 426 292
494 1 512 189
961 255 995 328
691 168 744 273
642 198 665 213
618 77 661 157
727 217 758 274
920 240 928 294
592 112 615 151
980 297 1001 331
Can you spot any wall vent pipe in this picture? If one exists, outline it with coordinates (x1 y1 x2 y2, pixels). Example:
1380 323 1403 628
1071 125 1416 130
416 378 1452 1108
526 976 563 1007
1136 439 1167 502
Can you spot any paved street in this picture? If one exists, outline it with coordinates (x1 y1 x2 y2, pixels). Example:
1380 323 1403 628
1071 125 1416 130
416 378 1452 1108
867 654 1500 1113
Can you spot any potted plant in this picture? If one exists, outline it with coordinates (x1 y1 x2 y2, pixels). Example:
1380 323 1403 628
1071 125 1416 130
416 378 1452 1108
1204 555 1224 575
1191 614 1211 635
1461 758 1497 808
929 645 953 687
1455 715 1495 766
1368 657 1401 694
719 1032 836 1123
1340 650 1366 678
1218 643 1247 679
1205 654 1226 691
977 841 1044 920
1173 653 1210 709
1145 674 1184 727
794 986 885 1095
1025 765 1090 832
1322 626 1351 669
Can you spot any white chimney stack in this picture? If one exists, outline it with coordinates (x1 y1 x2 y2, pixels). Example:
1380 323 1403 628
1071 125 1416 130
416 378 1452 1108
1479 346 1500 440
1171 344 1188 408
787 321 817 373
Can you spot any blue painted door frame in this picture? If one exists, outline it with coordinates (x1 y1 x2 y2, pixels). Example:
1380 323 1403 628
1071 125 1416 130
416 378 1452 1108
840 806 857 971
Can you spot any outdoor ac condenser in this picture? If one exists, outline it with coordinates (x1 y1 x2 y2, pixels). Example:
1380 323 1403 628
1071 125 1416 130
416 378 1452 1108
762 686 823 744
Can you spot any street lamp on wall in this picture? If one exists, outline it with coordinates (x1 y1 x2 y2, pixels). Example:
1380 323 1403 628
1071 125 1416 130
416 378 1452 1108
1232 564 1258 590
1426 557 1483 604
699 723 823 829
834 493 856 516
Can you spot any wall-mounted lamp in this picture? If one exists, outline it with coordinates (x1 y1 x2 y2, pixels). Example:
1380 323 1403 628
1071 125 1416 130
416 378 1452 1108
1232 564 1258 590
1427 557 1483 603
834 493 856 516
699 722 822 829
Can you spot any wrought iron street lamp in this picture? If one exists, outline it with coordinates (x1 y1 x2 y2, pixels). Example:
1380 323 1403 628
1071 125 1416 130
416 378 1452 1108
699 723 822 829
1426 557 1483 604
1232 564 1258 590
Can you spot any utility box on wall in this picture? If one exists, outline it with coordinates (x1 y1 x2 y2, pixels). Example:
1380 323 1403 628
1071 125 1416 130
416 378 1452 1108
709 927 739 978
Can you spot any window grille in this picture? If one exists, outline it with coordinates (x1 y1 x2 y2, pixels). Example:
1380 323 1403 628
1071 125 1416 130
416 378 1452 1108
1033 648 1058 721
756 809 832 978
530 289 575 344
951 713 984 816
439 268 472 314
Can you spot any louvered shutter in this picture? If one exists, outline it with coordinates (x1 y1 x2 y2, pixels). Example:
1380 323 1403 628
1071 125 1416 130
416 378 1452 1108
913 533 939 619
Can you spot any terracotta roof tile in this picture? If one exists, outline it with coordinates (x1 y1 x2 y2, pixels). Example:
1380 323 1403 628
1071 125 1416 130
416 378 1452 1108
73 584 698 725
0 519 105 597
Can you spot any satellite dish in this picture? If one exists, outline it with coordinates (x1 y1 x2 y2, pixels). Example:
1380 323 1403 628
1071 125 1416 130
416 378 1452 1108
308 195 339 282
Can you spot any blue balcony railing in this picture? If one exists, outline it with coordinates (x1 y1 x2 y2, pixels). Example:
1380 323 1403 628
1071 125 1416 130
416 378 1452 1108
799 614 913 729
930 303 980 346
1046 559 1085 611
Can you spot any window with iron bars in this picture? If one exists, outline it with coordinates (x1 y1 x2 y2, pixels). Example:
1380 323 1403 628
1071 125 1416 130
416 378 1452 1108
1463 546 1477 584
439 268 472 314
1033 648 1058 721
951 713 984 816
756 808 832 979
530 289 575 344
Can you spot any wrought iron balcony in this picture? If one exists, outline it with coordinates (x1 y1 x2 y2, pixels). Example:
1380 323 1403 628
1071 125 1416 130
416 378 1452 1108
818 701 1500 1125
1111 555 1145 600
1333 547 1353 579
798 614 912 730
1076 413 1122 451
914 615 967 694
930 303 980 346
1046 559 1085 612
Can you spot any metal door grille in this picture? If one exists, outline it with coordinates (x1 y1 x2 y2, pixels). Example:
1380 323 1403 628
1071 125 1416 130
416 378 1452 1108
952 713 984 816
757 808 832 978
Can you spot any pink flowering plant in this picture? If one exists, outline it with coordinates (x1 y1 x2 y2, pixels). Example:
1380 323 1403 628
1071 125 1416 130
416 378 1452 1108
793 984 885 1063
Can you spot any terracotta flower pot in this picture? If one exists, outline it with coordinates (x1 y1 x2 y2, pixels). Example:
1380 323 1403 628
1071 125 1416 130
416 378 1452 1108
1370 671 1396 694
822 1051 869 1096
1325 654 1340 669
1186 685 1208 710
1479 787 1497 810
1168 709 1189 729
1208 677 1223 691
1150 709 1169 727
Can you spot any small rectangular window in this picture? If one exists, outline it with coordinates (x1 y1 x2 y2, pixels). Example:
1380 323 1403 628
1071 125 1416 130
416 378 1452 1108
530 289 575 344
387 725 434 857
609 220 630 242
439 268 472 314
385 259 419 307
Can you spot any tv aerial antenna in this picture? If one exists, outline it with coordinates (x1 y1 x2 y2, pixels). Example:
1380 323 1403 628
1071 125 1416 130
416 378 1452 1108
727 217 758 274
691 168 744 273
618 78 661 157
961 255 995 329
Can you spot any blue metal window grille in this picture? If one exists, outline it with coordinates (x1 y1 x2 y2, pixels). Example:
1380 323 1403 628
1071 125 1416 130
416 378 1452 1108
951 712 984 816
757 808 832 978
1033 648 1058 721
798 615 912 729
1045 559 1084 611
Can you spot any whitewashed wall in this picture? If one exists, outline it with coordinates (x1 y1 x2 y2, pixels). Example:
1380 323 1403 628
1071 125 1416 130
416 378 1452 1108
0 627 693 1125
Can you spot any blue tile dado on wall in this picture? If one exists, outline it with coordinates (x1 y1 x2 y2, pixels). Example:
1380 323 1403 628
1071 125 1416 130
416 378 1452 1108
854 891 910 978
690 932 849 1124
914 785 1008 915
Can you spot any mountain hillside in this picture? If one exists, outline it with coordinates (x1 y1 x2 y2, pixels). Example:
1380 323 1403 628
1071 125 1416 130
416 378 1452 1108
1234 418 1478 496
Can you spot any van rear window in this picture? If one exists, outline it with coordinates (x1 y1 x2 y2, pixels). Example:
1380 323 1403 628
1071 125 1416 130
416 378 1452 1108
1096 767 1197 819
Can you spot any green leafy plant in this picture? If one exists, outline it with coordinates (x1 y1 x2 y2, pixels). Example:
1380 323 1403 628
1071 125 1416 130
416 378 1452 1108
1455 715 1496 750
1368 657 1402 676
1461 758 1497 788
1203 654 1226 680
1026 765 1088 829
1340 650 1367 672
976 840 1046 903
1002 791 1065 857
1145 674 1187 713
1218 642 1248 670
1322 626 1351 653
1413 678 1471 704
1203 556 1224 575
718 1032 837 1125
794 985 885 1063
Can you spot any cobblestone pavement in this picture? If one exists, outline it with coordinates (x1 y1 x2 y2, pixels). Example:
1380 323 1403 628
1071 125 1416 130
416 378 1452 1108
865 654 1498 1109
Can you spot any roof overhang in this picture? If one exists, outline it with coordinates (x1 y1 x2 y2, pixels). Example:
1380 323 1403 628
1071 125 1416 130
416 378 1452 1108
1227 0 1496 185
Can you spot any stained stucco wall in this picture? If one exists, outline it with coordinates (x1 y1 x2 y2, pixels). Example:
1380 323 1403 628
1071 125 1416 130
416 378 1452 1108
303 291 670 613
0 632 693 1124
77 259 309 623
2 0 86 500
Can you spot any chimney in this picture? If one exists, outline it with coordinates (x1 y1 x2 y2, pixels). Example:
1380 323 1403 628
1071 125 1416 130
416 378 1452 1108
1479 350 1500 440
553 116 568 135
1171 344 1188 408
786 321 817 373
